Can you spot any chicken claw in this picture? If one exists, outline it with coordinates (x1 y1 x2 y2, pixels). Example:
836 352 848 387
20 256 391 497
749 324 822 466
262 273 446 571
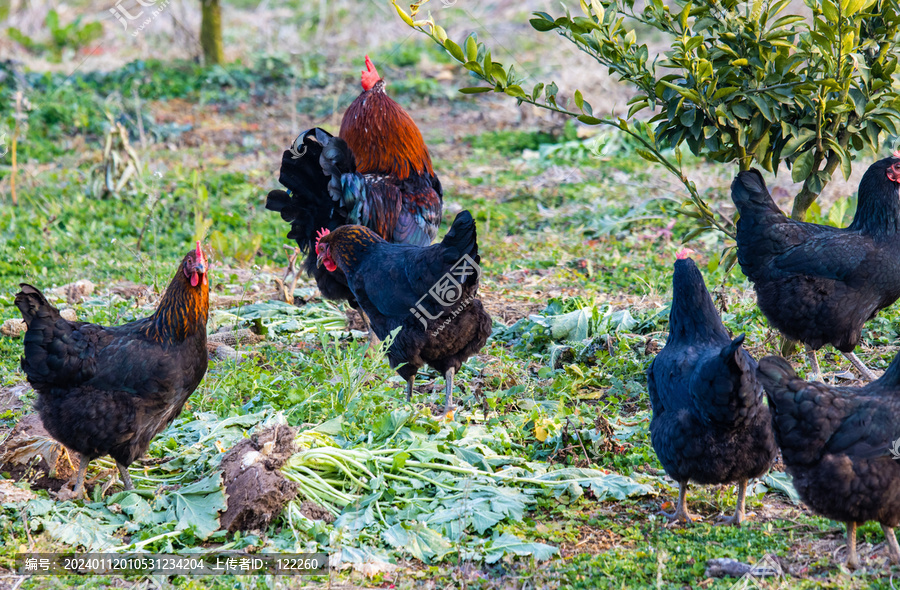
661 483 696 525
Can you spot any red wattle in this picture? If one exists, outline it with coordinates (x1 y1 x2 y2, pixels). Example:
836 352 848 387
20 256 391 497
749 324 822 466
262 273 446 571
191 273 200 287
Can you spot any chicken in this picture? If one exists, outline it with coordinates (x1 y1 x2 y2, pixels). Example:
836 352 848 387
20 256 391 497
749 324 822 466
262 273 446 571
757 355 900 569
266 56 443 343
314 210 491 410
648 253 776 525
14 243 210 500
731 155 900 380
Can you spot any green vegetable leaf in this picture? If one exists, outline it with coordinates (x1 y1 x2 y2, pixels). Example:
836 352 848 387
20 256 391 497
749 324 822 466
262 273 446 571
383 522 452 563
484 533 558 564
163 472 227 540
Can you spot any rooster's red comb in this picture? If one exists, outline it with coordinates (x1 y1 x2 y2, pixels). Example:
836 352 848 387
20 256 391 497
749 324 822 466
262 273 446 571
361 55 381 91
893 149 900 159
315 228 331 251
676 247 695 260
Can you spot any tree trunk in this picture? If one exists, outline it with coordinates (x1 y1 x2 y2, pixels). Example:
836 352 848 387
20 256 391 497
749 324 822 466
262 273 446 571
790 132 851 221
790 185 818 221
200 0 224 65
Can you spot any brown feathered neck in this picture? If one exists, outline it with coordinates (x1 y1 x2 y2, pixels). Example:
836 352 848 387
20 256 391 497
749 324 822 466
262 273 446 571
339 81 435 181
146 259 209 343
319 225 385 272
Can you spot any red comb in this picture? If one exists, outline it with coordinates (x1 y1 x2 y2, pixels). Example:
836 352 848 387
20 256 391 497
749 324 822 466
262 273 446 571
893 149 900 159
315 228 330 252
361 55 380 91
676 247 695 260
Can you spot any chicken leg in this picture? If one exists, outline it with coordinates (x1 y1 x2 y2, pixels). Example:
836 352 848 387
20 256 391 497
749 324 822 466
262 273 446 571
117 462 134 491
882 524 900 565
806 347 821 382
844 351 877 381
846 521 860 570
661 482 696 524
359 310 381 352
443 368 456 411
69 453 90 501
717 479 748 526
406 376 415 402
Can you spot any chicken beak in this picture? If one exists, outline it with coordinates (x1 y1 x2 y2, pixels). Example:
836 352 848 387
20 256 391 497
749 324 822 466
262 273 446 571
316 252 324 269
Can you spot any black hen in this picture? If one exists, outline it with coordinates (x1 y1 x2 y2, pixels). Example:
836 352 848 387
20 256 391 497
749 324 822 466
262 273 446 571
731 156 900 380
15 244 210 500
758 355 900 569
648 255 776 525
314 210 491 410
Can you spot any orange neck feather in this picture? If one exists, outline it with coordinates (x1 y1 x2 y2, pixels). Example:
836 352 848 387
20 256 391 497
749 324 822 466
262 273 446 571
148 272 209 342
326 226 383 270
339 85 434 181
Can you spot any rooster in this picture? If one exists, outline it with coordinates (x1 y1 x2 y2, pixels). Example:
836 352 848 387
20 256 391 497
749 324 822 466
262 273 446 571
731 154 900 380
648 252 776 525
15 243 210 500
314 210 491 411
266 56 443 343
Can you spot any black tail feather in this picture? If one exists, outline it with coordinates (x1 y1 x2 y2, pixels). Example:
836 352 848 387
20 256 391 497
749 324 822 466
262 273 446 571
265 128 347 255
440 211 478 263
316 131 356 204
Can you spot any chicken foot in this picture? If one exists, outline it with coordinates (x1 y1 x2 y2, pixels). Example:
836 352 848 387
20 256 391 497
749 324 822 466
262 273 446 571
846 521 860 570
716 479 748 526
882 524 900 565
117 462 134 491
808 347 877 382
844 351 878 381
404 370 456 414
661 482 696 524
61 453 91 501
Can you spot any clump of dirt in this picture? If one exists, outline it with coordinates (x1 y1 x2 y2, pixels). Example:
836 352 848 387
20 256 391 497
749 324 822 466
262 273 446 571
219 423 299 532
298 500 335 523
60 279 95 304
558 525 628 557
1 318 26 337
0 413 77 492
0 479 36 503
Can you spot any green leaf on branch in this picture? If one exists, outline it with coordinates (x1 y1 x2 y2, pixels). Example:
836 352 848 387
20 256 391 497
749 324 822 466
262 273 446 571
792 150 816 183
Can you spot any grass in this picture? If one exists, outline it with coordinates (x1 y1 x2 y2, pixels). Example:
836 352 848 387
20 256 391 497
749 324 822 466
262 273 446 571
2 19 900 590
